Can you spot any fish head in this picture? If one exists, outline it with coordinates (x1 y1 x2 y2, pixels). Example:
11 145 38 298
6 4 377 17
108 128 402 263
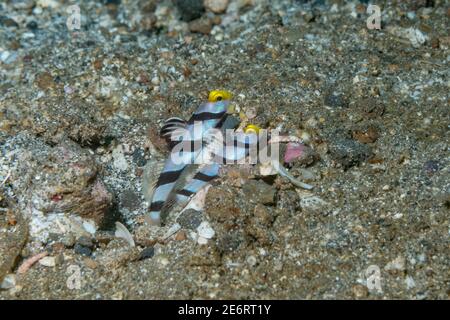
208 90 232 102
208 90 236 115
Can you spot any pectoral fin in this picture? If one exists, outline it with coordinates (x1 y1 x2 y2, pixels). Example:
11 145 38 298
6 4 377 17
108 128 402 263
142 161 165 202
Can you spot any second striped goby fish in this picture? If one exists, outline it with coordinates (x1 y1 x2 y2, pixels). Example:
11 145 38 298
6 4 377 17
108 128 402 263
148 90 248 226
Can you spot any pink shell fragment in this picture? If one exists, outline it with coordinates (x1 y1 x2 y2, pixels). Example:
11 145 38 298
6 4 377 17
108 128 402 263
284 142 305 164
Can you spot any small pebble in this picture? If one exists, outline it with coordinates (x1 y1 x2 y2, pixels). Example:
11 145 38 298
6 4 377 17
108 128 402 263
174 0 204 22
84 258 98 269
242 180 277 205
405 276 416 289
204 0 229 13
26 21 38 30
246 255 257 267
175 230 187 241
384 256 406 272
83 221 97 235
196 221 215 239
139 247 155 261
329 138 372 169
132 148 147 167
177 209 203 230
423 160 439 175
76 236 94 249
61 235 76 248
352 284 369 298
38 256 56 267
157 255 169 266
74 244 92 257
0 274 16 289
189 17 213 34
197 236 209 245
324 91 349 108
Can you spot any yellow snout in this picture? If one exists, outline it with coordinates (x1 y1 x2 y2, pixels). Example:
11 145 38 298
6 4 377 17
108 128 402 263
208 90 233 102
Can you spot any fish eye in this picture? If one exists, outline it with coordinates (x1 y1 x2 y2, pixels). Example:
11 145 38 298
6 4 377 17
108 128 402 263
208 90 232 102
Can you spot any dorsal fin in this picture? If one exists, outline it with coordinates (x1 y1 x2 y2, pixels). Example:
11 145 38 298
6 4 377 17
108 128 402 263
160 117 187 138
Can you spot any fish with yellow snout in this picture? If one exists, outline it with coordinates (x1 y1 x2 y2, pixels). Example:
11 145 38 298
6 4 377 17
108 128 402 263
148 90 247 226
147 90 312 226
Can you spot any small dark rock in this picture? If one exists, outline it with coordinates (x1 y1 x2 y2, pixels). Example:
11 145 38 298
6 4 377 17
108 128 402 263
324 91 349 108
174 0 205 22
120 189 141 211
359 98 385 118
177 209 203 230
139 247 155 260
329 138 372 169
423 160 439 175
104 0 121 4
352 126 379 144
76 236 94 249
0 16 19 28
61 235 76 248
26 21 38 30
217 231 245 253
74 243 92 257
132 148 147 166
189 17 213 34
242 180 277 205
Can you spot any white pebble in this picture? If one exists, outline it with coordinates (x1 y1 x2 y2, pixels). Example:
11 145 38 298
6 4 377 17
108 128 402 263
112 145 128 171
197 236 208 245
197 221 215 239
39 256 56 267
0 274 16 289
384 256 406 271
151 76 160 85
204 0 229 13
83 221 97 235
246 255 257 267
405 276 416 289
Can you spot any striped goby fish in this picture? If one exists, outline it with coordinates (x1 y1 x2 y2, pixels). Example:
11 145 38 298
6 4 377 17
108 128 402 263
148 90 238 226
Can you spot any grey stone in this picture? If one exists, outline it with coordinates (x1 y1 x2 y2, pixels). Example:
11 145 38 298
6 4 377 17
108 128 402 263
174 0 204 22
177 209 203 230
242 180 277 205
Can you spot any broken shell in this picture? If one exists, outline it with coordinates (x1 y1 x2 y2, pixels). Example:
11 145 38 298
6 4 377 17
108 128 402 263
284 142 306 164
196 221 215 239
114 222 135 247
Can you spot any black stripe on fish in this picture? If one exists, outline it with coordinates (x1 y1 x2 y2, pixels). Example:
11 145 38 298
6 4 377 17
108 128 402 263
214 113 230 130
150 201 165 211
177 189 195 197
156 170 185 186
194 171 217 182
160 117 187 140
188 111 226 123
160 125 185 135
